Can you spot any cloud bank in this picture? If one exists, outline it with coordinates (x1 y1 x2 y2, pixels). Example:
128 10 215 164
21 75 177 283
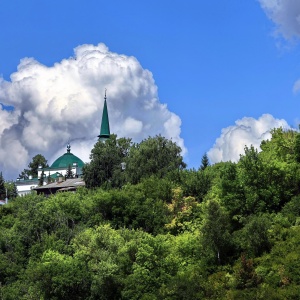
0 43 186 179
259 0 300 40
207 114 290 163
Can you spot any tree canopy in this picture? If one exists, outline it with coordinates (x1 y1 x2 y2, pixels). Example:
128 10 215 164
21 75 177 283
19 154 48 179
1 129 300 299
83 134 132 189
126 135 186 184
0 172 5 198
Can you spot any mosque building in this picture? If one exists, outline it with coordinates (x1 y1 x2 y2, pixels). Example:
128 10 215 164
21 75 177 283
16 92 110 196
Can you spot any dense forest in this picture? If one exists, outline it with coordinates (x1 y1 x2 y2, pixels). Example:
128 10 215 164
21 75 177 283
1 129 300 299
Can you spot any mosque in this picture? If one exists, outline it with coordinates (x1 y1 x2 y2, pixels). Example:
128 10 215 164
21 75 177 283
16 93 110 196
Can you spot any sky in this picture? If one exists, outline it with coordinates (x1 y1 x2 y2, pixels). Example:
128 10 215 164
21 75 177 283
1 0 300 179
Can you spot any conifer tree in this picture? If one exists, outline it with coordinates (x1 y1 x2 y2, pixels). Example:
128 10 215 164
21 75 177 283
66 164 74 179
19 154 48 179
39 170 45 186
47 172 52 184
0 172 5 198
200 153 210 170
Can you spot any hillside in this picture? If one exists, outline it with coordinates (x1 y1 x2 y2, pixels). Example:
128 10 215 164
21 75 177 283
1 129 300 299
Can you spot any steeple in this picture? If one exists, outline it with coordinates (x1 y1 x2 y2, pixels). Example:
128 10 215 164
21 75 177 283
98 89 110 141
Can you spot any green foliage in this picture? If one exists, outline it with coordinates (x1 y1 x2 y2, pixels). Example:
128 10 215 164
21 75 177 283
38 170 45 186
200 153 210 170
0 172 6 198
5 182 18 199
234 253 261 289
295 131 300 163
126 135 186 184
1 129 300 298
83 134 132 189
233 214 272 257
66 164 74 179
165 187 201 234
180 168 212 202
201 200 232 265
281 195 300 225
220 162 245 222
25 250 90 299
19 154 48 179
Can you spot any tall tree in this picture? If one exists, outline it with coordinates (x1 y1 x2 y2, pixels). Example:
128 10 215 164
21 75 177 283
19 154 48 179
201 200 232 264
4 182 18 199
38 170 45 186
65 165 74 179
295 129 300 163
126 135 186 184
200 153 210 170
0 172 5 198
83 134 132 188
28 154 48 178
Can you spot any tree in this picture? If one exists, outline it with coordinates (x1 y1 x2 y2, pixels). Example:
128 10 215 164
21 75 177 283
39 170 45 186
200 153 210 170
233 214 272 257
234 253 260 289
65 165 74 179
126 135 186 184
180 169 212 202
19 154 48 179
0 172 5 198
201 200 232 264
220 162 245 221
4 182 18 199
295 131 300 163
83 134 132 189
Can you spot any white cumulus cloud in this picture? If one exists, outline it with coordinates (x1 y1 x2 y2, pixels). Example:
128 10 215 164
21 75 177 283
0 43 186 179
259 0 300 40
258 1 300 100
207 114 290 163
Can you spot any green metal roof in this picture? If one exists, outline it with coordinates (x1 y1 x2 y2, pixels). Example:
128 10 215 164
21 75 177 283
50 145 84 169
98 93 110 140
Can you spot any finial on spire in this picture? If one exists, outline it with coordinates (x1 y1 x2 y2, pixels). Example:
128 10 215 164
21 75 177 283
67 143 71 153
104 88 107 101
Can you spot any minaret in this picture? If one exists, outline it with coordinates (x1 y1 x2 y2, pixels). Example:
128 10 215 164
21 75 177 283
98 90 110 141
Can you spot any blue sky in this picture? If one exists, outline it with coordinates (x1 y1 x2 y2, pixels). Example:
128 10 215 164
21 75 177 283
1 0 300 179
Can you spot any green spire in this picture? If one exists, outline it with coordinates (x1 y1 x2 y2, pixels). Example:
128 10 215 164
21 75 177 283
98 90 110 141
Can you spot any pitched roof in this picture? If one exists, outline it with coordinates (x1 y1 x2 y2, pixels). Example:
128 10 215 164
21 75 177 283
34 178 85 190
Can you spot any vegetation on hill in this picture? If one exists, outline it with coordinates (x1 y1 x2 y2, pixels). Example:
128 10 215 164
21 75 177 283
1 128 300 299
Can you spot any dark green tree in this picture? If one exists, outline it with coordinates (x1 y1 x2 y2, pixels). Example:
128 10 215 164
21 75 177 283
234 253 260 289
83 134 132 189
28 154 48 178
4 181 18 199
200 153 210 170
126 135 186 184
65 164 74 179
180 169 212 202
233 214 272 257
0 172 5 198
18 169 30 180
220 162 245 222
47 171 52 184
38 170 45 186
295 130 300 163
19 154 48 179
201 200 232 264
